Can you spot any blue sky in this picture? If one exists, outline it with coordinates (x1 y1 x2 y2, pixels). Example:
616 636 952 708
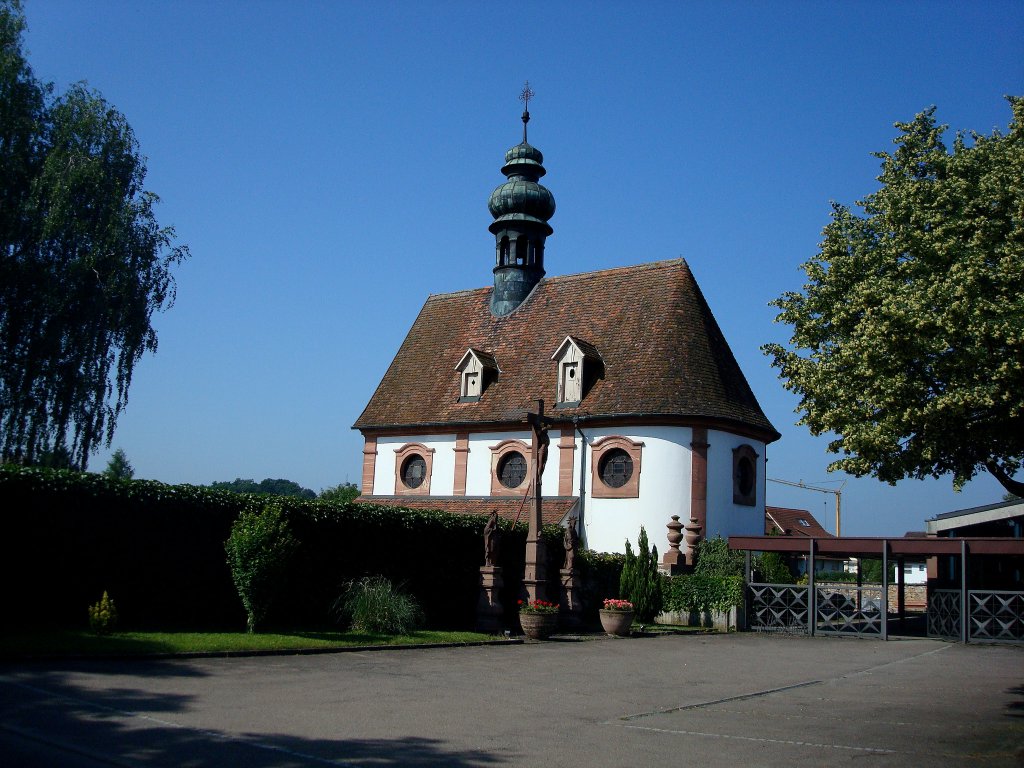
19 1 1023 537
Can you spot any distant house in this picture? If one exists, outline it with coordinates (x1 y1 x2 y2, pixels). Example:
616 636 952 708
764 506 845 575
926 498 1024 539
926 498 1024 590
765 506 833 538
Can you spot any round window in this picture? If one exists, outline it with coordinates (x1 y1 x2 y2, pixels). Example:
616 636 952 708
736 456 754 497
498 451 527 489
401 455 426 489
599 448 633 488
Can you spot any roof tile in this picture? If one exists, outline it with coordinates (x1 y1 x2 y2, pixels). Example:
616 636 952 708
354 259 778 439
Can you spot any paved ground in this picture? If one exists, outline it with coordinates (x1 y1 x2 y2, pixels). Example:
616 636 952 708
1 633 1022 767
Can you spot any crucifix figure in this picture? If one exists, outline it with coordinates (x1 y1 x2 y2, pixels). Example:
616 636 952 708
523 399 554 602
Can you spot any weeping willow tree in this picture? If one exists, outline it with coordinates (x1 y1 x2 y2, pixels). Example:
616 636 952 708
0 1 188 469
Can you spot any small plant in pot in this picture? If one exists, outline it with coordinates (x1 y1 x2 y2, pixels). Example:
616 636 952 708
518 599 559 639
599 598 635 637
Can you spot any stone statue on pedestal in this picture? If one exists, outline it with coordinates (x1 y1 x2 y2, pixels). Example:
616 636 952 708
483 509 500 567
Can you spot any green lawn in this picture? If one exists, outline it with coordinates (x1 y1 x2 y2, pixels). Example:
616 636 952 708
0 629 499 658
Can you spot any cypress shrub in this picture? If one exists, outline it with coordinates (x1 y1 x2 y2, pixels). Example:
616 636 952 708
619 526 663 622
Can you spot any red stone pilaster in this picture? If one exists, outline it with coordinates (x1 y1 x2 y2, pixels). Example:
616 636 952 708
558 428 575 496
689 427 709 563
453 433 469 496
361 436 377 495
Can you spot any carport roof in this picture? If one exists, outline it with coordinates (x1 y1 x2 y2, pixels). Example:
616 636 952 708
728 535 1024 557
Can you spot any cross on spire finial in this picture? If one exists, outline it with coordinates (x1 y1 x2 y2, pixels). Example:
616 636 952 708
519 81 534 142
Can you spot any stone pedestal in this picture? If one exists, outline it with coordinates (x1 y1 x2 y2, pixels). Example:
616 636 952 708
559 568 583 630
522 536 546 603
477 566 504 633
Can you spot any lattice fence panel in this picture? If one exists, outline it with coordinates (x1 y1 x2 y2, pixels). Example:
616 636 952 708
749 583 809 633
927 589 961 639
815 585 884 636
969 591 1024 642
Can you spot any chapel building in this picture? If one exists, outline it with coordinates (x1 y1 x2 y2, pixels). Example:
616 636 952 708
353 105 780 555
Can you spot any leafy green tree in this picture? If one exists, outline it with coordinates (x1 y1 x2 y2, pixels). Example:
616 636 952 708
208 477 316 499
102 448 134 480
224 502 298 633
764 98 1024 496
693 536 745 578
0 1 188 470
753 551 794 584
319 482 359 504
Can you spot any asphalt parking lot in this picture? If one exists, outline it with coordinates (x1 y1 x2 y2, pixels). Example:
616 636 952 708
1 633 1021 767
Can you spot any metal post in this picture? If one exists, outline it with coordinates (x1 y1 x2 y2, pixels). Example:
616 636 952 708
881 540 888 641
808 539 816 636
960 539 968 644
574 419 587 540
897 556 906 631
743 550 752 632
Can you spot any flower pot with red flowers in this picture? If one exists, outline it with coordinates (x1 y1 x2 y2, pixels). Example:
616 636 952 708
599 598 635 637
518 599 559 639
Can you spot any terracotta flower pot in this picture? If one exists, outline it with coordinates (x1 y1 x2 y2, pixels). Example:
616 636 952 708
599 609 634 637
519 612 558 640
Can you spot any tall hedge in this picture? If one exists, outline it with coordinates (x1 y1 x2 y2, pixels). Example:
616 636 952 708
0 465 573 631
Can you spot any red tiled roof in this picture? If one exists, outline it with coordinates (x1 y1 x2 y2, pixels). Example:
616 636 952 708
354 495 578 526
765 506 834 538
354 259 779 440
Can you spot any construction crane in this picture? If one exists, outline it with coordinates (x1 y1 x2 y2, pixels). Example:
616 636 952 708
768 477 846 536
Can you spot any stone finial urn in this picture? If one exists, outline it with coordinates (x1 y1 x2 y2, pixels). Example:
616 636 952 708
684 517 703 566
666 515 684 553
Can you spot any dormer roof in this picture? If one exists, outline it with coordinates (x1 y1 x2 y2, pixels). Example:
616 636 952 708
354 258 779 441
456 348 500 372
550 336 602 363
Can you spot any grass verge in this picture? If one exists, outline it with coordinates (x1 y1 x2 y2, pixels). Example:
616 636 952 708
0 629 498 659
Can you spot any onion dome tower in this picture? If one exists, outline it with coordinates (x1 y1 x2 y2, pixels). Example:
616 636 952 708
488 83 556 317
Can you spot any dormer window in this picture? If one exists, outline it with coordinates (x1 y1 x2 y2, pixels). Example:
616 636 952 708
456 349 499 402
551 336 602 407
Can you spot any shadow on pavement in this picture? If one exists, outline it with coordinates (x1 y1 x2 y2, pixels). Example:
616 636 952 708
1 665 507 766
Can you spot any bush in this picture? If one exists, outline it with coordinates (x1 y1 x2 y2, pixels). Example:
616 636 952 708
665 574 744 615
225 502 298 632
619 527 663 622
0 465 575 631
753 552 794 584
693 536 745 578
87 591 118 634
335 576 423 634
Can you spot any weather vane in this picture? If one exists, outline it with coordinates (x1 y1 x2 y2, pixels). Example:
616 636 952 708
519 81 534 142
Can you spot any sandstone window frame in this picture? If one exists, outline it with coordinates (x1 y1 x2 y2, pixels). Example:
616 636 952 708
394 442 434 496
732 444 759 506
590 435 644 499
489 439 533 497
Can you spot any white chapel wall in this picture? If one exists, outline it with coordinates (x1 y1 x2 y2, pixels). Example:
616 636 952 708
704 429 766 539
464 430 560 497
373 434 457 495
580 425 693 555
